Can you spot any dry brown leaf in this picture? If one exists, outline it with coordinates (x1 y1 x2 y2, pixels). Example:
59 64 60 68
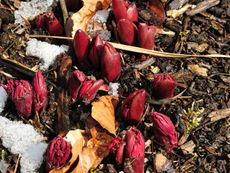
91 96 119 135
72 128 113 172
65 0 111 37
187 64 208 77
50 128 113 173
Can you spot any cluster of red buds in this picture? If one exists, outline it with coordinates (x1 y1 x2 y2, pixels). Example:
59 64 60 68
74 30 121 82
119 89 146 123
149 112 178 153
46 136 72 170
36 12 64 36
112 0 158 52
152 73 177 99
109 126 145 173
2 70 48 118
68 69 108 103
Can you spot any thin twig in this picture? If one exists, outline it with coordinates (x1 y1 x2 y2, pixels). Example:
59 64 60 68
29 34 230 59
59 0 68 24
186 0 220 16
148 89 187 105
14 155 20 173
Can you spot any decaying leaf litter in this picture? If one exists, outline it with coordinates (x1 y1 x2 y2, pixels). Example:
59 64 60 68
0 0 229 172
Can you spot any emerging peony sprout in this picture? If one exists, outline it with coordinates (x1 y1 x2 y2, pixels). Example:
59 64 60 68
120 89 146 123
2 80 33 118
109 137 125 165
68 70 107 102
101 42 121 82
79 79 105 102
68 70 86 102
117 19 137 45
112 0 138 22
36 12 64 36
73 29 90 65
33 70 48 113
138 23 157 50
46 136 71 170
124 126 145 173
109 127 145 173
89 35 104 69
150 112 178 153
152 73 177 99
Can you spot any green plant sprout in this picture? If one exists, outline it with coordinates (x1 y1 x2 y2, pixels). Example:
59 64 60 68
181 102 204 132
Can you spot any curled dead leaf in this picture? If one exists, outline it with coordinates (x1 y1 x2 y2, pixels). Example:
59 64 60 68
91 95 119 135
65 0 112 37
50 128 113 173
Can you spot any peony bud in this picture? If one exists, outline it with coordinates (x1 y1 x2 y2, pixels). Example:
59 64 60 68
112 0 127 22
126 3 138 22
124 126 145 173
152 73 176 99
109 137 125 165
36 12 64 36
120 89 146 123
45 12 64 36
149 112 178 153
46 136 71 170
149 0 165 24
2 80 33 118
73 29 90 64
101 42 121 82
68 70 86 102
138 23 157 50
89 35 104 69
33 70 48 112
117 19 137 45
36 14 45 28
112 0 138 22
79 79 104 102
109 127 145 172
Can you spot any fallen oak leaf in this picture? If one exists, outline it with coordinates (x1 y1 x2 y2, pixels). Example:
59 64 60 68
91 95 119 135
65 0 112 37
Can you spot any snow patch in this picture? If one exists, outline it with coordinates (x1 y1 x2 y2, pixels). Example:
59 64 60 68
0 116 47 173
87 9 111 41
0 160 9 173
26 39 69 70
14 0 54 25
108 83 120 96
20 142 48 173
0 116 45 155
0 87 8 113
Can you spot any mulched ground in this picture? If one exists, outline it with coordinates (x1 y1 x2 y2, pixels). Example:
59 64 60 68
0 0 229 172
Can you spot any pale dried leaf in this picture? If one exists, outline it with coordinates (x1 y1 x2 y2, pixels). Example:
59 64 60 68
188 64 208 77
187 42 209 53
208 108 230 122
